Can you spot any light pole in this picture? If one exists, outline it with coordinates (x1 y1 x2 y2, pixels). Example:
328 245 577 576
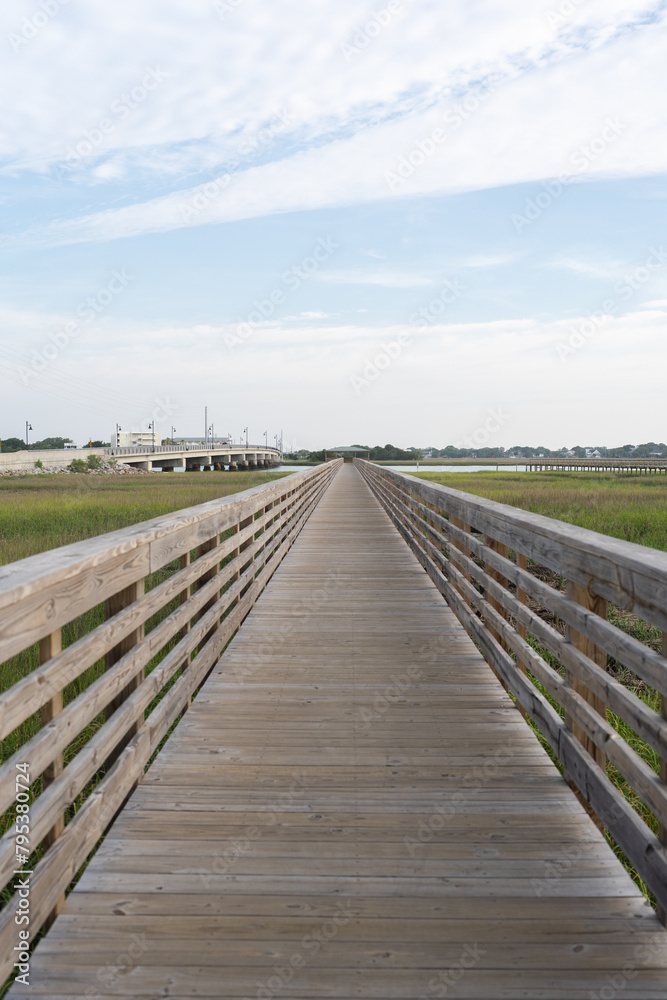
25 421 32 447
115 423 122 448
171 426 176 444
243 426 248 448
264 430 267 447
149 421 155 452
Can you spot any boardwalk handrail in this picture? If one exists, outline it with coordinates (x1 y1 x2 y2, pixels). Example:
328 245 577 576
355 458 667 915
0 460 341 976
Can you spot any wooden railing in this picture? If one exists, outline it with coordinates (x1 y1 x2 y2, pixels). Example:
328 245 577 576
356 459 667 916
0 460 341 977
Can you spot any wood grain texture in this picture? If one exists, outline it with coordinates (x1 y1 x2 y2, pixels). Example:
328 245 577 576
11 463 666 999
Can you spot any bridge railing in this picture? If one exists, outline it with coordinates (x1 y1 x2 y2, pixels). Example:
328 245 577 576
0 460 341 976
356 459 667 916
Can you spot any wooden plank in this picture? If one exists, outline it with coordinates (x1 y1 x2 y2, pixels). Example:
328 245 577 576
5 461 667 998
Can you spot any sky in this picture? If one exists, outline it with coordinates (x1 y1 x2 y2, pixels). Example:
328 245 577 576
1 0 666 451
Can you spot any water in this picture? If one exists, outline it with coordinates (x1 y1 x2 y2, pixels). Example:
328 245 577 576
385 464 529 473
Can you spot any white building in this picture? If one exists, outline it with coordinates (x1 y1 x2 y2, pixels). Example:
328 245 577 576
115 430 162 448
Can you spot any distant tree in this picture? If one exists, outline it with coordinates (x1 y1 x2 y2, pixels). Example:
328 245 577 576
89 440 110 448
29 437 74 451
0 437 26 453
86 454 104 470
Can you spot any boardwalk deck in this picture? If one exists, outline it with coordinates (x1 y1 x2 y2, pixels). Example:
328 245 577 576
12 464 667 998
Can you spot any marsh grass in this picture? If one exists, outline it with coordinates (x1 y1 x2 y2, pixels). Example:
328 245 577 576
413 470 667 551
0 470 290 565
0 472 290 916
409 470 666 906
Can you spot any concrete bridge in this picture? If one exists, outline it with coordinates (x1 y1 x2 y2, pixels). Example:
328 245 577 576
0 444 281 474
109 443 282 472
0 460 666 997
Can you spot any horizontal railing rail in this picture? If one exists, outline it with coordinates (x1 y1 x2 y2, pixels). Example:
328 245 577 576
0 460 341 977
355 458 667 917
106 444 280 456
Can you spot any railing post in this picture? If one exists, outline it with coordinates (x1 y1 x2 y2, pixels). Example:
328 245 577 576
484 538 511 695
449 515 471 603
238 513 255 599
565 580 608 827
660 632 667 924
196 534 221 653
104 579 145 765
178 552 192 710
485 538 509 648
39 629 65 927
516 553 529 719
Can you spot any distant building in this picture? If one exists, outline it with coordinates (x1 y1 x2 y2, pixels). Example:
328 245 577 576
115 430 162 448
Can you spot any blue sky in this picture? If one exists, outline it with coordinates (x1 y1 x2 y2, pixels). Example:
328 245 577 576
1 0 666 449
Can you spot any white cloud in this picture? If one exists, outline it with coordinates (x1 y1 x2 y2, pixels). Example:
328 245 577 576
545 257 624 279
314 270 438 287
2 299 664 447
3 2 667 246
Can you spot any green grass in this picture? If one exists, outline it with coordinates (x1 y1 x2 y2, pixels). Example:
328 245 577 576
0 469 295 992
405 468 666 906
0 470 291 565
411 470 667 550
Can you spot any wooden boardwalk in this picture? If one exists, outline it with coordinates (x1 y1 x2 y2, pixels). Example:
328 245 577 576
14 463 667 998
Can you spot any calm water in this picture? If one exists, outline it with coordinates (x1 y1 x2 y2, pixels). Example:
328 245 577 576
386 464 529 473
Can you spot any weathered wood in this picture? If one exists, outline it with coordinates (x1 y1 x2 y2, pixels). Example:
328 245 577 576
360 462 667 632
565 580 609 828
0 461 340 978
104 579 146 767
38 629 65 927
8 461 666 997
357 459 667 919
516 552 529 719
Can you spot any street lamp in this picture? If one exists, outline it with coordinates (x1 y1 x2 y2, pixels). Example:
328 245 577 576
148 421 155 452
243 426 248 447
25 421 32 447
115 423 122 449
264 430 268 447
171 426 176 444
